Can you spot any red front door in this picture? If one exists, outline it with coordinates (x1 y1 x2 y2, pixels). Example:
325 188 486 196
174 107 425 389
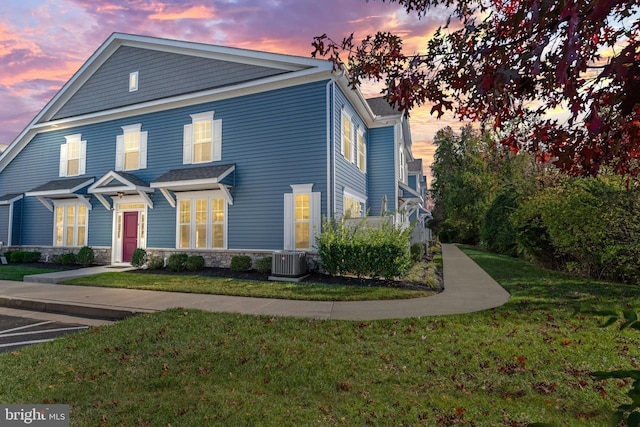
122 212 138 262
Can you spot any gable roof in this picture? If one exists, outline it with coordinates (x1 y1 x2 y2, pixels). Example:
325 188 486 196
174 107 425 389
0 33 407 174
366 97 401 116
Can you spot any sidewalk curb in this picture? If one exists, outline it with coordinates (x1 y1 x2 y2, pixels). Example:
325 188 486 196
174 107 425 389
0 297 149 321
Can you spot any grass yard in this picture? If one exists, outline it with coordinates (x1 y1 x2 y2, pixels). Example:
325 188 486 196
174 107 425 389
61 270 436 301
0 265 63 281
0 247 638 426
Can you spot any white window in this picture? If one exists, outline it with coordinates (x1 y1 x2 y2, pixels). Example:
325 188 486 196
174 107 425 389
356 129 366 172
344 189 366 219
59 134 86 177
341 110 354 162
176 191 227 249
116 124 147 171
129 71 139 92
284 184 321 251
54 202 88 247
183 111 222 164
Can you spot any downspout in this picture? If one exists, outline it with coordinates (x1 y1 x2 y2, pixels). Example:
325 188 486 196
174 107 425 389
326 79 333 220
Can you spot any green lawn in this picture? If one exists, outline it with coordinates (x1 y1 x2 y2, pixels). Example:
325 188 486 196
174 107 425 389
61 262 438 301
0 247 638 426
0 265 63 281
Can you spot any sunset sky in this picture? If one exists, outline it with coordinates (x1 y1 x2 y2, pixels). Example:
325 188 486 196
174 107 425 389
0 0 465 179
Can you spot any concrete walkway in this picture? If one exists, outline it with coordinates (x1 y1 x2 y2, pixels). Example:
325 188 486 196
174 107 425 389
0 244 510 321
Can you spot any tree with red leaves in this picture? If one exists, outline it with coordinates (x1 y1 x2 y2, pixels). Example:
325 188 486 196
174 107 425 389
312 0 640 178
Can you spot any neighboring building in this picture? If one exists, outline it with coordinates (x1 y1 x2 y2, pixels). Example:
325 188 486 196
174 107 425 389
0 33 426 265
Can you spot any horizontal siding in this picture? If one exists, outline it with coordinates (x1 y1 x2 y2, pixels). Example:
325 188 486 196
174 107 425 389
0 206 8 245
333 86 368 215
0 80 329 251
53 46 286 120
368 126 396 214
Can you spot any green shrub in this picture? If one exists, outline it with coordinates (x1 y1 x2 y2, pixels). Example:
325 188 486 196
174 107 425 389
410 243 425 263
186 255 205 272
61 253 77 266
316 216 412 279
25 252 41 263
7 251 42 263
480 184 519 256
131 248 147 268
167 254 188 272
77 246 95 267
8 251 24 263
147 256 165 270
514 176 640 283
230 255 252 272
254 256 272 274
50 254 62 265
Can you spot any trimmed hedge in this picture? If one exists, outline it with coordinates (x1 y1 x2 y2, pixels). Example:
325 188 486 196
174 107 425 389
254 256 272 274
147 256 165 270
167 254 188 272
77 246 95 267
316 217 412 279
231 255 252 272
186 255 205 272
5 251 41 263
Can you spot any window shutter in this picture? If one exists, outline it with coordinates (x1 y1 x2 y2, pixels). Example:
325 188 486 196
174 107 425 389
310 192 321 249
59 144 67 177
139 131 148 169
212 119 222 161
115 135 124 171
78 140 87 175
283 193 293 250
183 124 193 164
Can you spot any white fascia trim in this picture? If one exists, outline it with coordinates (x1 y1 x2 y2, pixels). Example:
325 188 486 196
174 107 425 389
290 184 314 194
334 74 403 128
0 194 23 205
25 178 95 198
32 69 333 134
343 187 367 203
159 188 175 208
94 193 112 210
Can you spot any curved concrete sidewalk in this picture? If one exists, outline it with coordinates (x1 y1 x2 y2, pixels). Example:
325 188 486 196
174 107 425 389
0 244 510 321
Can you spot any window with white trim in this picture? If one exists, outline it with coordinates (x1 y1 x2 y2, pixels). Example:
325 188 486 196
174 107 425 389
341 110 353 162
54 202 88 247
176 191 227 249
183 111 222 164
59 134 86 177
129 71 139 92
356 129 366 172
116 124 147 171
399 145 406 182
343 189 366 219
284 184 321 251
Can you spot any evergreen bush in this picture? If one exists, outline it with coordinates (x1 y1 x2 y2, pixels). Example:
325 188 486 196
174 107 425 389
186 255 205 271
77 246 95 267
254 256 272 274
147 256 165 270
131 248 147 268
230 255 252 272
410 243 425 263
167 254 188 272
61 253 77 266
316 216 412 279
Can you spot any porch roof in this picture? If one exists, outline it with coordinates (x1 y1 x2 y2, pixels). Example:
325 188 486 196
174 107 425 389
0 193 23 205
24 177 94 212
88 170 154 210
150 164 235 207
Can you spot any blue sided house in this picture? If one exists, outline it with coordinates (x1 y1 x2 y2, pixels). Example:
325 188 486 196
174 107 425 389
0 33 427 266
